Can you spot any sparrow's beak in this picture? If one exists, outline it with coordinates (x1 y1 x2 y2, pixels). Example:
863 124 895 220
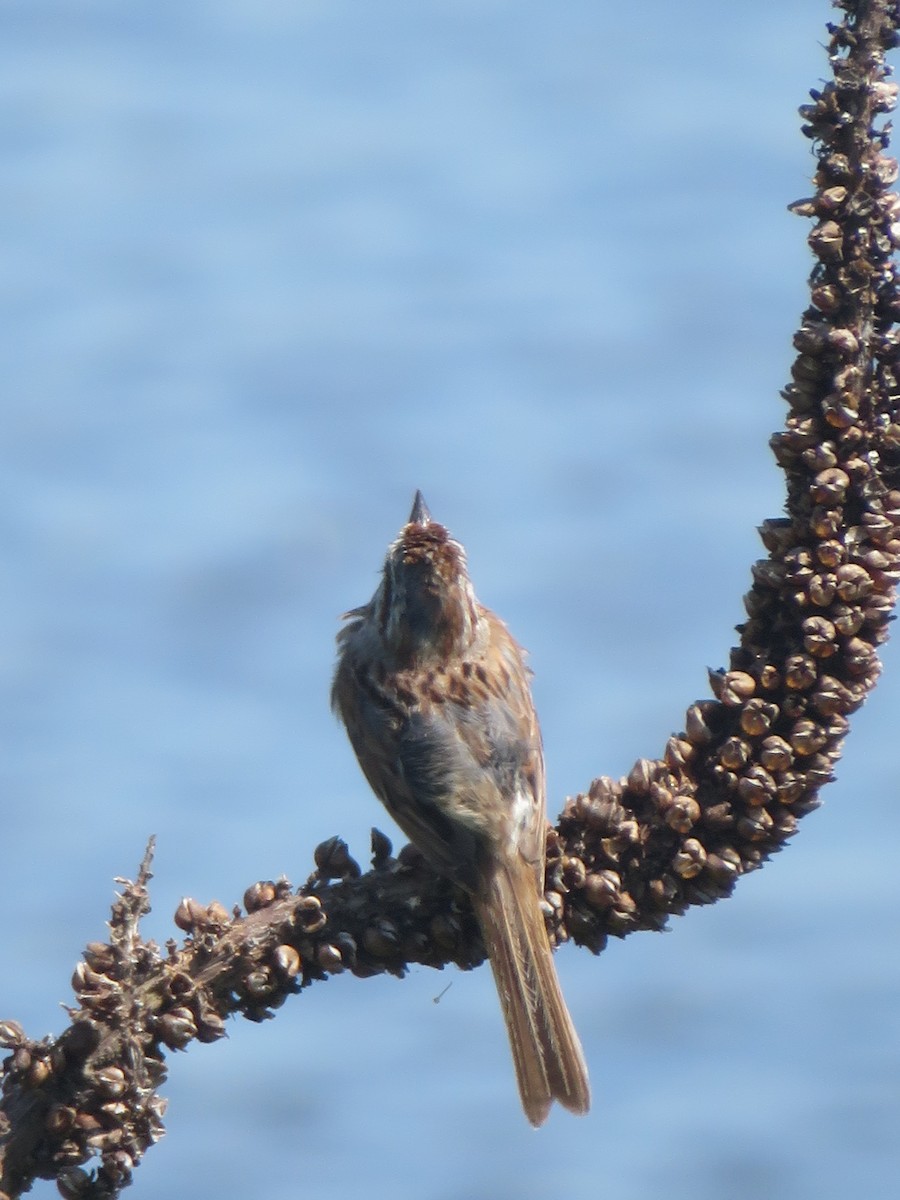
408 490 432 527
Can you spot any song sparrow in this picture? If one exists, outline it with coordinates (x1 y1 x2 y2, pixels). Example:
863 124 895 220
332 492 590 1125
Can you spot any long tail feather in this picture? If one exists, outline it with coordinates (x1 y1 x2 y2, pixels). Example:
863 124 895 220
471 859 590 1126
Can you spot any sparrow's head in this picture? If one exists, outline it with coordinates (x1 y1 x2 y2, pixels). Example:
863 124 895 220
375 491 480 664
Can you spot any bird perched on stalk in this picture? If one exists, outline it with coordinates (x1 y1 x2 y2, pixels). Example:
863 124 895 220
332 491 590 1125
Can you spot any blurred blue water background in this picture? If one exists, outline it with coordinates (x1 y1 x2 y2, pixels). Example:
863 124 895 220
2 1 899 1197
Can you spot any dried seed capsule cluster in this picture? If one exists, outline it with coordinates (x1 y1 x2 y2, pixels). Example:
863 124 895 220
0 908 170 1192
305 832 479 979
554 6 900 954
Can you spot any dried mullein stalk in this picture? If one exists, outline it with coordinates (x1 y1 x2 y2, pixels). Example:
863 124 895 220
3 3 900 1197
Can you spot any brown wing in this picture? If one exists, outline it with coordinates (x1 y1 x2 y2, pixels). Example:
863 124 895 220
333 610 545 890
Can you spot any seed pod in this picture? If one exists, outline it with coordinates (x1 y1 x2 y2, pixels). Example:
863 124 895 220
94 1065 127 1099
11 1047 32 1073
371 827 394 867
808 219 844 259
647 876 680 908
710 670 756 706
174 897 208 932
157 1008 197 1050
314 836 361 881
71 962 108 993
826 327 859 356
52 1141 86 1168
362 919 401 959
811 282 841 312
25 1056 53 1088
627 758 656 795
784 544 814 574
400 931 432 962
770 433 800 467
244 881 277 913
85 1128 123 1151
811 467 851 504
569 793 607 829
704 853 740 887
804 754 836 789
274 945 301 978
785 653 818 690
166 971 195 1001
740 698 779 736
790 718 829 756
835 563 873 600
844 456 872 486
0 1019 25 1048
98 1099 128 1120
811 573 840 604
737 766 776 806
718 737 751 770
205 901 231 926
562 856 587 890
815 539 844 568
872 79 899 112
588 774 624 804
710 763 738 793
789 196 816 217
395 842 427 872
736 808 774 842
831 602 864 635
196 1011 227 1043
863 510 895 537
811 675 849 715
662 796 701 834
823 394 859 428
684 701 719 744
743 586 770 618
610 890 637 918
862 547 893 572
103 1150 135 1184
810 506 842 537
701 802 733 830
244 970 273 999
294 895 326 934
672 838 707 879
803 445 838 472
583 870 621 910
429 912 464 951
664 735 695 770
316 943 344 973
843 636 878 676
752 555 789 589
541 892 564 929
793 323 826 353
824 713 850 740
56 1168 92 1200
83 943 117 974
820 184 849 210
773 810 799 839
803 614 838 659
759 735 793 772
758 518 794 552
45 1105 77 1136
599 833 628 862
792 352 828 383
